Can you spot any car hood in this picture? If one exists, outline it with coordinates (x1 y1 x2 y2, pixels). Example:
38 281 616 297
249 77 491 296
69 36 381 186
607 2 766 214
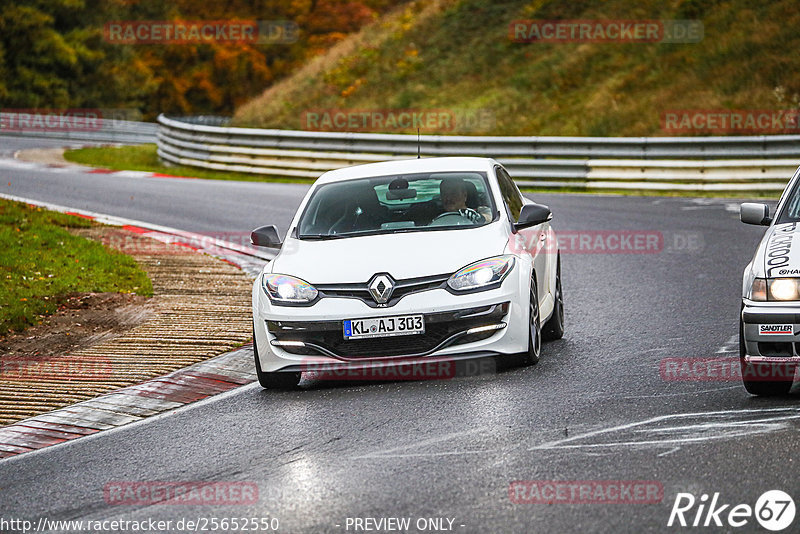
268 223 510 283
759 222 800 277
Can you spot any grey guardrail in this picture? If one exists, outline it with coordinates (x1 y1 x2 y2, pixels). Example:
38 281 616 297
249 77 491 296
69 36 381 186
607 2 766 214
0 112 157 145
157 114 800 191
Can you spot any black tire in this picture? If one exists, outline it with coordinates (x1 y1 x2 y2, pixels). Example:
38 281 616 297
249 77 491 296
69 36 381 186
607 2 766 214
740 317 794 396
511 277 542 367
254 323 301 390
542 256 564 341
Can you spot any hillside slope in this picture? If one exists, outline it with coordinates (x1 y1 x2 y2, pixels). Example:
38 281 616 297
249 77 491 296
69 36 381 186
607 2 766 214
234 0 800 136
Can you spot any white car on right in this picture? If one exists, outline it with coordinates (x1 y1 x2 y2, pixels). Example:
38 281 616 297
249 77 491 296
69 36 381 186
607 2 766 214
740 165 800 395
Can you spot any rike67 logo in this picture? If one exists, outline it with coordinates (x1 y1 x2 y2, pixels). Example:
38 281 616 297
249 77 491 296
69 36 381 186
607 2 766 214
668 490 795 531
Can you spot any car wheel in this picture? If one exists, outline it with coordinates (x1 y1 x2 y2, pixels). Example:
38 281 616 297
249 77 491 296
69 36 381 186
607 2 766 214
542 257 564 341
740 317 794 396
517 278 542 366
253 323 301 390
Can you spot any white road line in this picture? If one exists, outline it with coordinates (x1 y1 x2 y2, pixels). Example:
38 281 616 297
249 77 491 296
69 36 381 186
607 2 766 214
352 427 488 459
0 159 39 169
620 385 741 400
529 406 800 451
354 449 498 460
725 203 743 213
113 170 155 179
531 429 778 450
715 334 738 354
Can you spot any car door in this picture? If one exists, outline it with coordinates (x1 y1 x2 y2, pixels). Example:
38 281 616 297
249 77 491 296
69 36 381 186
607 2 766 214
495 166 552 300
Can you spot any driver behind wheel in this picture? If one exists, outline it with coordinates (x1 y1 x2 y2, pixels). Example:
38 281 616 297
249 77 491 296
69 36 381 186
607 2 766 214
439 177 491 223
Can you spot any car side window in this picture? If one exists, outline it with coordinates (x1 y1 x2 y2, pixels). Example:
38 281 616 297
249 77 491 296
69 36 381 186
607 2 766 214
496 167 523 221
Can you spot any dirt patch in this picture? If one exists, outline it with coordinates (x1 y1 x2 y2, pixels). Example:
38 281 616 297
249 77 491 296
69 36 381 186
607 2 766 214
14 147 69 166
0 292 155 363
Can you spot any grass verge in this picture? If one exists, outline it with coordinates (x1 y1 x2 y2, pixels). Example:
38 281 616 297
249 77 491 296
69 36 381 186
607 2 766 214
63 144 311 184
0 200 153 335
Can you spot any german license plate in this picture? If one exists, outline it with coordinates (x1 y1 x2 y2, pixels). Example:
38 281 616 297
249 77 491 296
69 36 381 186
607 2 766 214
343 315 425 340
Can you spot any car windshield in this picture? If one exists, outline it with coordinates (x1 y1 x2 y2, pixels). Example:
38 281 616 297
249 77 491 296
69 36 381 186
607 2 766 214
297 171 496 239
778 176 800 223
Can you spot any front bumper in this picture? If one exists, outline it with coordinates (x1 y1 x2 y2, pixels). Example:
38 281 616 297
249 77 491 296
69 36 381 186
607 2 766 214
253 273 531 373
268 302 509 360
741 299 800 363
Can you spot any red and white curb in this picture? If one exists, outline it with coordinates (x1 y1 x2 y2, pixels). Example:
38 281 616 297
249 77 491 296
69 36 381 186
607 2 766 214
0 345 257 459
2 147 203 181
0 194 271 459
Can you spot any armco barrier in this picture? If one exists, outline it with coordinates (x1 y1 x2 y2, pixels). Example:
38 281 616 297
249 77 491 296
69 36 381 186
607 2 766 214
0 112 157 145
166 115 800 191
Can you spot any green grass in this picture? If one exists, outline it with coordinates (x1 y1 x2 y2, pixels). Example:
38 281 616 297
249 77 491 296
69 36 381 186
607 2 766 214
0 200 153 335
63 145 311 184
234 0 800 138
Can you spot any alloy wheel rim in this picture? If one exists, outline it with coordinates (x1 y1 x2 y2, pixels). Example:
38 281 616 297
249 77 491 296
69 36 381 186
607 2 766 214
556 273 564 324
530 292 541 356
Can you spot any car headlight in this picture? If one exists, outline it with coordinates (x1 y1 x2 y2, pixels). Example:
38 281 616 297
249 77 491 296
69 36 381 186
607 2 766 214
447 256 515 292
769 278 800 301
749 278 800 301
262 273 318 304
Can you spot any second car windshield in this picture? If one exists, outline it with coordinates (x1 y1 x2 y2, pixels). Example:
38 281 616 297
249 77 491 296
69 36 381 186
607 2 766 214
297 171 496 238
778 175 800 223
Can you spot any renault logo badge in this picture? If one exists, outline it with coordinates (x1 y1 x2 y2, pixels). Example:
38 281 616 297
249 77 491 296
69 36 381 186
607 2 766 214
368 274 395 304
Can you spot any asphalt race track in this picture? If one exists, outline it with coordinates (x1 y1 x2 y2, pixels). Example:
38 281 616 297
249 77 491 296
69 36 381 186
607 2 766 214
1 135 797 533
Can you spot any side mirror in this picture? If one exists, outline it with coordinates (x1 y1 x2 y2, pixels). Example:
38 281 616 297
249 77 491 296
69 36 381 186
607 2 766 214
250 225 282 248
740 203 771 226
515 203 552 231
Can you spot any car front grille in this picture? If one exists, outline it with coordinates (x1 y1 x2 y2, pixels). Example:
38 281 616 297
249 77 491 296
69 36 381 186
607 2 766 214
758 341 796 357
267 302 509 360
316 273 450 308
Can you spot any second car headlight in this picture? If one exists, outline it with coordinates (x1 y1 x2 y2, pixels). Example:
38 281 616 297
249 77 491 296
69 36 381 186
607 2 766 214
262 273 318 304
749 277 800 301
447 256 515 292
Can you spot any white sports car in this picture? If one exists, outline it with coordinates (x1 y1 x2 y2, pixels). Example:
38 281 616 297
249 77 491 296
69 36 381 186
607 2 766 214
250 157 563 389
740 166 800 395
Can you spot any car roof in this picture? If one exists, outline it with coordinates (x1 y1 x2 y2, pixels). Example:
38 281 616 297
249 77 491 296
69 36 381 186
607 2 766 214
314 156 500 185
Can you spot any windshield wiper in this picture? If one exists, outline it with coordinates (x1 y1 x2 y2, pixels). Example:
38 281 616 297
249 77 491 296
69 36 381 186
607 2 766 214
386 227 420 234
298 234 347 240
